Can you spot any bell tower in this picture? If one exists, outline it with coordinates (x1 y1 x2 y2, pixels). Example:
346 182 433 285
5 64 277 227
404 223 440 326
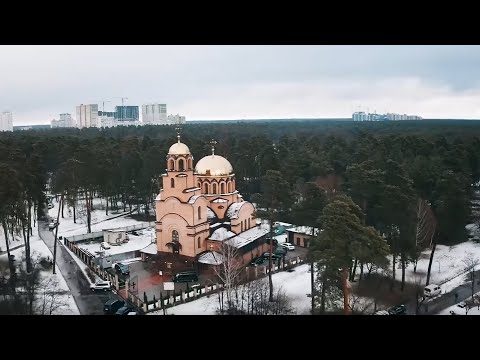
161 127 196 202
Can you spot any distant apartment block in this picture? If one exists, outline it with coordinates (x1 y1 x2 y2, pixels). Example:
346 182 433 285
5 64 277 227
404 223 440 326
115 106 139 122
352 111 422 121
76 104 99 128
51 113 74 128
142 104 167 125
97 111 116 128
0 111 13 131
167 114 186 124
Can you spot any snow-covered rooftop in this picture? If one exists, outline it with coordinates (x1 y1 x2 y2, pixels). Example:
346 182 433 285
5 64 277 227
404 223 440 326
78 232 153 256
209 227 236 241
198 251 224 265
140 243 157 255
207 208 216 219
185 187 200 193
226 202 246 220
212 198 228 203
226 223 269 248
188 195 202 204
286 226 319 236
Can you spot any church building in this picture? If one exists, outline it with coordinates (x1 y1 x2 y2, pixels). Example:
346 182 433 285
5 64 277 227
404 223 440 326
155 135 269 271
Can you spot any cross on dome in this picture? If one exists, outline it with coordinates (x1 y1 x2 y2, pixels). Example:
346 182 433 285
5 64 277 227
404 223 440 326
175 125 183 143
210 139 218 155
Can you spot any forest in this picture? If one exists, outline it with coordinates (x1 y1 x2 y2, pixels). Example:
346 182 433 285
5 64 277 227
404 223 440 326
1 119 480 313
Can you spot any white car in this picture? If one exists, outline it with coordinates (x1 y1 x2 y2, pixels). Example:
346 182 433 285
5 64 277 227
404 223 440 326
90 280 111 292
279 242 295 251
100 242 111 250
48 222 58 230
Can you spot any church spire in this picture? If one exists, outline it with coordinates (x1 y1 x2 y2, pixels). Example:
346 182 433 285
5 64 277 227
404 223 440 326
175 125 182 143
210 139 218 156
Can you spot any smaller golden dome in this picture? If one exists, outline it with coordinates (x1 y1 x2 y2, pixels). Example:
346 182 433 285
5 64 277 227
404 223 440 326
168 141 190 155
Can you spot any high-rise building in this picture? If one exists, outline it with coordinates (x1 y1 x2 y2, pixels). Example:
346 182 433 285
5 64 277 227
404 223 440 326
142 104 167 125
167 114 186 124
115 106 139 121
52 113 74 128
76 104 99 128
0 111 13 131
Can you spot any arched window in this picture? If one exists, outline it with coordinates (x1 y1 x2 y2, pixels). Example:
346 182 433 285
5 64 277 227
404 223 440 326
204 183 209 193
248 218 251 229
178 159 185 171
241 221 244 232
227 182 232 193
171 178 175 188
220 183 225 194
168 159 174 170
212 183 217 194
197 237 201 249
198 207 201 220
197 182 201 189
189 158 193 169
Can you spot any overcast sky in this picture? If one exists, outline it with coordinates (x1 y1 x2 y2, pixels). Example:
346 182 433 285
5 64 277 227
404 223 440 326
2 45 480 125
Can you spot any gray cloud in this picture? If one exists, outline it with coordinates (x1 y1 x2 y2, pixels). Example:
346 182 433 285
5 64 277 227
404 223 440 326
1 45 480 125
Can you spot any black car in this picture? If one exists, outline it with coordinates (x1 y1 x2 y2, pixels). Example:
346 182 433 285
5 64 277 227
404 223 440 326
250 257 265 266
388 305 407 315
104 299 125 314
115 263 130 276
265 238 278 246
262 252 281 260
115 306 134 315
172 271 198 283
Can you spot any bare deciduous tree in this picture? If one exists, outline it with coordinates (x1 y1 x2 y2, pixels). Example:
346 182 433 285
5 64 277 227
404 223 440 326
463 252 480 300
414 199 436 273
36 277 69 315
214 241 243 312
348 293 375 314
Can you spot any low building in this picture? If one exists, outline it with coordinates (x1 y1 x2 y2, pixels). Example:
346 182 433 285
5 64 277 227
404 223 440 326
286 226 319 248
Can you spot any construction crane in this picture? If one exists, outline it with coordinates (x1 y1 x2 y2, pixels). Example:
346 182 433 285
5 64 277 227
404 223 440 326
113 97 128 120
97 100 111 114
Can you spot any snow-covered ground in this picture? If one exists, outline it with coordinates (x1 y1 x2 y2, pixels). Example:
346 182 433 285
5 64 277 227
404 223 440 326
78 233 153 257
0 220 80 315
438 291 480 315
370 239 480 294
148 264 311 315
48 197 144 238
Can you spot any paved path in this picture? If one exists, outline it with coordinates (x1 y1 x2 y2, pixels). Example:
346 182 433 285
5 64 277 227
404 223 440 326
38 220 123 315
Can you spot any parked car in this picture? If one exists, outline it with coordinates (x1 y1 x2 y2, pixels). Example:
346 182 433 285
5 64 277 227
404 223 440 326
279 242 295 251
374 310 390 315
114 263 130 275
47 203 54 209
115 306 134 315
274 247 287 256
262 252 281 260
104 299 125 314
172 270 198 283
90 280 112 292
424 284 441 298
250 257 265 266
457 302 466 309
100 241 111 250
387 304 407 315
48 221 58 230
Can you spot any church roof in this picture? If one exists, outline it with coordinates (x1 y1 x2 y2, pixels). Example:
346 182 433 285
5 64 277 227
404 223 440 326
210 227 236 241
226 202 246 220
168 141 190 155
188 195 202 204
195 154 233 176
198 251 224 265
225 223 269 249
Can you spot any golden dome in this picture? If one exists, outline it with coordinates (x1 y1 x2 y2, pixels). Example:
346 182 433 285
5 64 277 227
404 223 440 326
195 155 233 176
168 141 190 155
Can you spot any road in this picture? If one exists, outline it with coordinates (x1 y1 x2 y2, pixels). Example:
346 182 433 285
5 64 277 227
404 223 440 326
38 220 124 315
417 271 480 315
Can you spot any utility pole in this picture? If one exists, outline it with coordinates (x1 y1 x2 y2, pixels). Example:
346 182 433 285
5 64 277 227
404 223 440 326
52 192 64 275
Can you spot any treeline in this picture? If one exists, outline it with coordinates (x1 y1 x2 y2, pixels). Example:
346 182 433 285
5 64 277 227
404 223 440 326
1 121 480 297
